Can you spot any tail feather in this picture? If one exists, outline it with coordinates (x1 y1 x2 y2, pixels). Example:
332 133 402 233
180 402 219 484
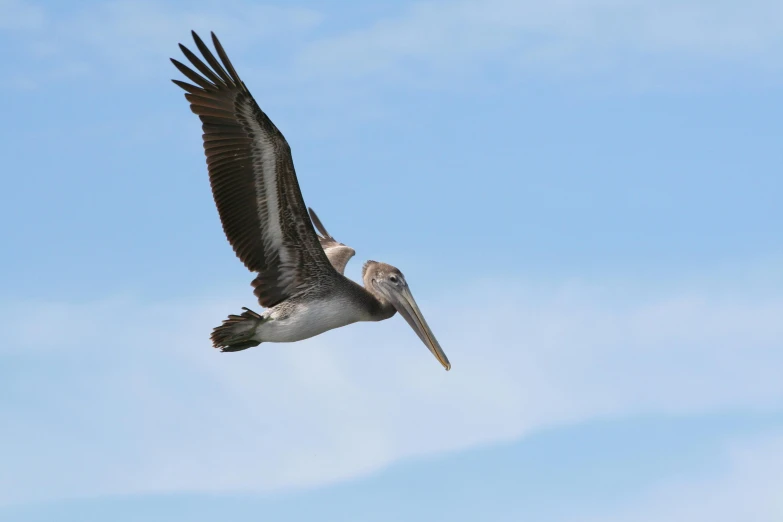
211 307 264 352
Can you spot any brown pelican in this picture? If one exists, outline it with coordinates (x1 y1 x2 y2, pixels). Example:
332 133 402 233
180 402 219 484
170 31 451 370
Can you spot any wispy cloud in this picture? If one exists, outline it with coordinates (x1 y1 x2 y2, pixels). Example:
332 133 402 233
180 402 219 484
297 0 783 87
2 275 782 505
0 0 44 31
54 0 320 69
584 432 783 522
2 0 321 87
4 0 783 93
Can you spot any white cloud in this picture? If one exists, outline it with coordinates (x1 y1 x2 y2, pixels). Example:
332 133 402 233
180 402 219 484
583 432 783 522
1 276 782 505
57 0 320 69
297 0 783 86
0 0 44 31
4 0 783 92
2 0 321 84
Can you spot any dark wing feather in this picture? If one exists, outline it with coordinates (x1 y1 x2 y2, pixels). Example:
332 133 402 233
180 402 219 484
172 31 335 308
308 208 356 275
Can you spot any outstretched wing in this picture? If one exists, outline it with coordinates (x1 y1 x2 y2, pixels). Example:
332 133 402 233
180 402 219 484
171 31 335 308
308 208 356 275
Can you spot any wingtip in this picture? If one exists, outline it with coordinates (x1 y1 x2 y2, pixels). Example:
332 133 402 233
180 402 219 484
211 32 224 52
308 207 333 239
191 30 206 47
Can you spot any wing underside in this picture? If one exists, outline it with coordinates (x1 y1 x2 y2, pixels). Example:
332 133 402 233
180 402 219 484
171 31 335 308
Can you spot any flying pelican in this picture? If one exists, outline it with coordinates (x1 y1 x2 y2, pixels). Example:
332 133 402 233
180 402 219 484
170 31 451 370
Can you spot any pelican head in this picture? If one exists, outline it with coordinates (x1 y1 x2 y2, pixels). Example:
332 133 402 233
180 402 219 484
363 261 451 371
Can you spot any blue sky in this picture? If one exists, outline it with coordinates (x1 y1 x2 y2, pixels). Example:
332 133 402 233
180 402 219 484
1 0 783 520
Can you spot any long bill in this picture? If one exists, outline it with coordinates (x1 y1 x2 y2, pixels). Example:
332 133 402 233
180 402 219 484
388 286 451 371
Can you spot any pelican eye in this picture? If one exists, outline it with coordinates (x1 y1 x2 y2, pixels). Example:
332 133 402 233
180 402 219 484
389 275 399 283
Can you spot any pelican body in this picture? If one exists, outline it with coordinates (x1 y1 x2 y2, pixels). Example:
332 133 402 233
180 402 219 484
171 32 450 370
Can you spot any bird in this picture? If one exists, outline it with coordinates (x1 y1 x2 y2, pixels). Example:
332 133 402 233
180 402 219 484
170 31 451 370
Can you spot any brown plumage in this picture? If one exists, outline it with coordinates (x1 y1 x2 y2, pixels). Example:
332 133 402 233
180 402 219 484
171 31 451 370
171 31 334 309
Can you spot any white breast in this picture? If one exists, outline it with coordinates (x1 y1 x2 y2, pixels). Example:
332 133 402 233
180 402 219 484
253 298 366 343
